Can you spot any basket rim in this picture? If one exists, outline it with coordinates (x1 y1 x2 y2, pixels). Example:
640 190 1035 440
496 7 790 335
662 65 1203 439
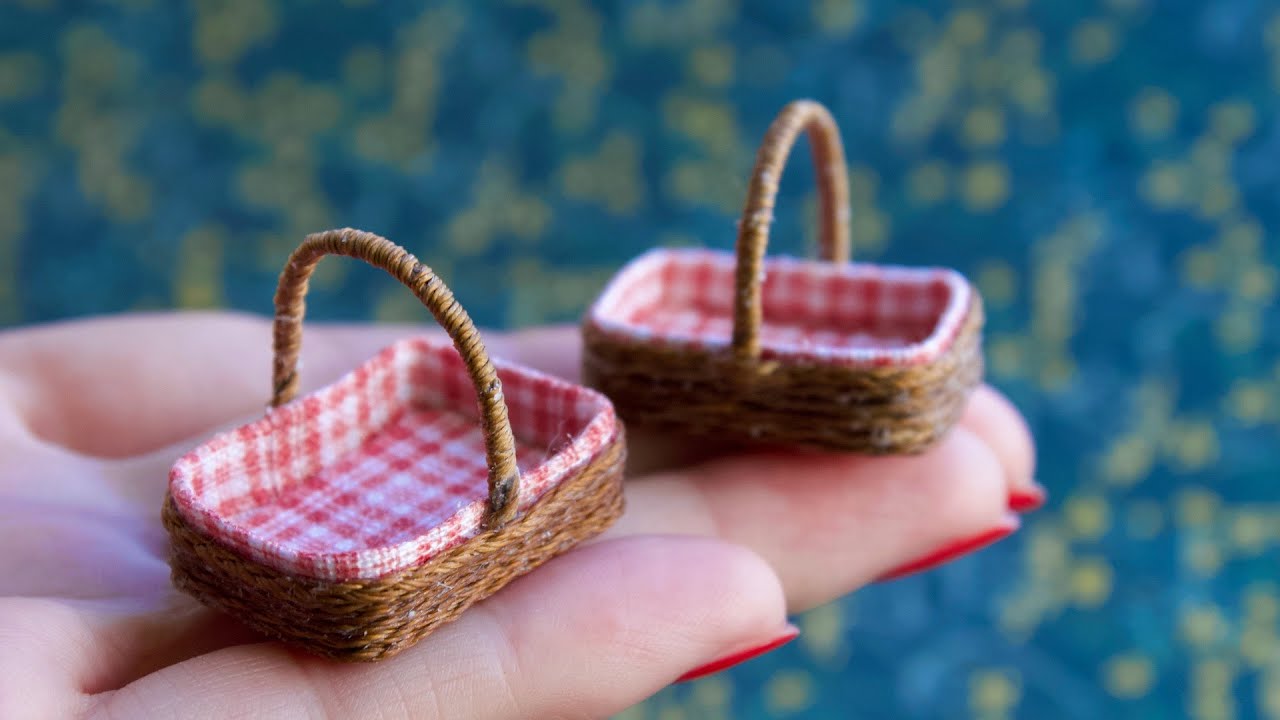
585 247 976 369
167 336 620 582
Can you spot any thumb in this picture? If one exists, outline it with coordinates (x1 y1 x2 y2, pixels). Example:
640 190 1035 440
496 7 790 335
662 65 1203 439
85 536 793 720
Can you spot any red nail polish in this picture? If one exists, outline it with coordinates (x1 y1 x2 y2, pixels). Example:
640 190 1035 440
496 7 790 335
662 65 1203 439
1009 483 1047 513
675 627 800 683
876 514 1021 582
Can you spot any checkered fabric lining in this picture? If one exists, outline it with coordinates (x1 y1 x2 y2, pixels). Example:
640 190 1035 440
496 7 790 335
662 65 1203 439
587 248 973 367
168 337 618 581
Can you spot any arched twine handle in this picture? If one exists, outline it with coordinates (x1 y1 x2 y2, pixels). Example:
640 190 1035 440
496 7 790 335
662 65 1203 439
731 99 851 362
271 228 521 528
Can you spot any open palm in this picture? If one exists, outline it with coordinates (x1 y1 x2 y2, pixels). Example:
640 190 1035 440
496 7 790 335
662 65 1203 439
0 312 1036 719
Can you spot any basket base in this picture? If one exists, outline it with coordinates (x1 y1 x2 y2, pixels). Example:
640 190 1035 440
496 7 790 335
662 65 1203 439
162 433 626 662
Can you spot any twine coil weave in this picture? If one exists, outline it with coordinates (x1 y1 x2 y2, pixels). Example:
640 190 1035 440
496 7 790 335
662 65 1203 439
582 100 985 453
163 228 626 661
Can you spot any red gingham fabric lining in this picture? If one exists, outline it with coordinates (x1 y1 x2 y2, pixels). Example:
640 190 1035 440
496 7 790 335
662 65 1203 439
168 338 618 581
586 248 973 367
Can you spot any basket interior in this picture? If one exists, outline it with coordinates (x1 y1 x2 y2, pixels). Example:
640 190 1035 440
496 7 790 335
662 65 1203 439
168 338 616 580
588 248 973 366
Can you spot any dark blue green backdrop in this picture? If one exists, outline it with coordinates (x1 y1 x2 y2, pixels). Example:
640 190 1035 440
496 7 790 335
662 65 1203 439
2 1 1277 717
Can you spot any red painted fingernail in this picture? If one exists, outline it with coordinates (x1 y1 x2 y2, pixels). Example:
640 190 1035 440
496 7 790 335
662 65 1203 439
1009 482 1047 513
876 513 1021 582
675 626 800 683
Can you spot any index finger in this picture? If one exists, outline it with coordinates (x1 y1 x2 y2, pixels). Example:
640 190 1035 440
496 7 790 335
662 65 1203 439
0 312 579 458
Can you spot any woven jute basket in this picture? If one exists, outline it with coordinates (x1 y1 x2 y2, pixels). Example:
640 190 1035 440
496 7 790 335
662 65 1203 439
162 228 626 662
582 100 984 454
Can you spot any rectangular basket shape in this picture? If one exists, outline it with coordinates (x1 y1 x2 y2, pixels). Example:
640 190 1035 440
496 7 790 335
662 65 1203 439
582 248 983 453
164 337 625 661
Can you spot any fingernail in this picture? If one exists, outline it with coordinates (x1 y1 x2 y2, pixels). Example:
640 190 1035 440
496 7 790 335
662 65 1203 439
1009 481 1047 513
675 626 800 683
876 513 1021 582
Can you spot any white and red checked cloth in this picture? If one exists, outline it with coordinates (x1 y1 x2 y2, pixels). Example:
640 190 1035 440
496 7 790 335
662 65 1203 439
168 337 618 582
586 248 974 368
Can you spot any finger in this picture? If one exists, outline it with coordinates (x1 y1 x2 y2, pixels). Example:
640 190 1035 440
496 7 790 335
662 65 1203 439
609 423 1014 612
0 312 578 458
0 598 102 720
962 385 1042 510
82 536 791 720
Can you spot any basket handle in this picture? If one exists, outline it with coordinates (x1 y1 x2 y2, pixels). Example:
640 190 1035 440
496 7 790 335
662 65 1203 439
271 228 522 528
731 99 851 361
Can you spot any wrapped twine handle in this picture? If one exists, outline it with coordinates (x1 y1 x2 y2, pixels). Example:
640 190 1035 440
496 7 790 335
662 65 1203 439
731 99 851 362
271 228 522 528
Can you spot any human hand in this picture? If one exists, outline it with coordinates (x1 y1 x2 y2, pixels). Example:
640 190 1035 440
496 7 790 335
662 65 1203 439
0 312 1037 719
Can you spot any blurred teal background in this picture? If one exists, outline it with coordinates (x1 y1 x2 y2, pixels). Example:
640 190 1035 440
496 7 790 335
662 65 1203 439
2 0 1278 717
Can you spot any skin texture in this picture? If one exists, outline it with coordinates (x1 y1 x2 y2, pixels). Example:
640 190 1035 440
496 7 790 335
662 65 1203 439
0 312 1036 719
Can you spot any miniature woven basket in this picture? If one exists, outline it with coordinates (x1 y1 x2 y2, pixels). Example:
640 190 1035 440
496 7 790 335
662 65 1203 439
582 100 984 454
162 229 626 662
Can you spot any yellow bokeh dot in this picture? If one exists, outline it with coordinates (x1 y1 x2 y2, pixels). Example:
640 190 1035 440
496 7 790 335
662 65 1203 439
971 57 1005 94
1185 538 1223 576
1180 605 1227 649
175 225 225 309
766 670 815 715
1126 500 1165 539
1165 420 1220 471
1230 511 1271 553
1241 629 1280 670
976 260 1018 307
961 161 1010 212
963 105 1007 147
1039 356 1077 391
691 674 732 710
1176 489 1220 528
687 45 734 88
1246 584 1280 621
1070 558 1114 607
813 0 864 35
1181 246 1219 288
1071 18 1118 65
1190 138 1231 176
1065 495 1112 540
1197 182 1239 219
659 231 699 248
1027 526 1070 574
800 602 848 662
1209 100 1257 143
850 208 888 253
1139 161 1188 208
560 131 645 214
1103 435 1154 486
1225 382 1273 424
969 669 1021 712
946 9 989 46
1009 67 1052 113
848 167 880 205
1263 670 1280 717
999 28 1042 62
1129 87 1177 140
1267 13 1280 49
988 336 1024 378
907 161 949 205
1220 219 1262 254
1238 265 1277 301
1216 306 1261 353
1104 653 1156 699
656 706 687 720
342 46 385 95
0 53 43 101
